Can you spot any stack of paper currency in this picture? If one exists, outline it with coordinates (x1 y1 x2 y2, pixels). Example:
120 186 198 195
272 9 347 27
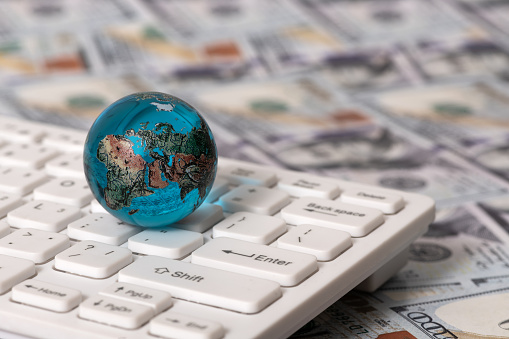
1 0 509 338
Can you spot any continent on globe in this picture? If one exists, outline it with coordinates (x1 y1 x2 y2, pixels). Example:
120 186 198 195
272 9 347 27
84 92 217 227
97 118 216 213
97 134 152 211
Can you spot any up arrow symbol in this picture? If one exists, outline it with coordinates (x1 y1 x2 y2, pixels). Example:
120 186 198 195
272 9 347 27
154 267 170 274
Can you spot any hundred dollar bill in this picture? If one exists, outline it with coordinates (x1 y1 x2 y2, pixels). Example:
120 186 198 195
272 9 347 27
457 0 509 36
404 26 509 81
193 74 359 138
140 0 301 39
291 291 422 339
369 80 509 181
98 21 258 85
361 193 509 316
7 73 153 128
390 285 509 339
293 0 467 43
243 22 347 76
206 118 281 166
269 121 509 207
377 281 469 307
376 257 509 305
194 77 509 205
477 195 509 235
0 32 91 83
317 44 413 90
370 202 509 310
307 276 509 338
0 0 151 34
384 204 509 285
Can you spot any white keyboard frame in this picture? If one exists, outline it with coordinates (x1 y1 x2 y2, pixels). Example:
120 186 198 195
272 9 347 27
0 154 434 339
0 158 434 339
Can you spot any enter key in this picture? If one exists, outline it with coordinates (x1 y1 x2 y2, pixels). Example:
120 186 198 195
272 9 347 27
191 238 318 286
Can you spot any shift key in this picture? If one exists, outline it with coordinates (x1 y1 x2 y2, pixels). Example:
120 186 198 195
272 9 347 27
118 256 281 314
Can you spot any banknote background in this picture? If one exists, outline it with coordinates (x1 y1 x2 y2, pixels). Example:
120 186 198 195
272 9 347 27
1 0 509 338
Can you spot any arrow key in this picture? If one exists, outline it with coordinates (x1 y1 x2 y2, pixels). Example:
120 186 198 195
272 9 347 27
12 279 81 312
99 282 172 314
79 295 153 329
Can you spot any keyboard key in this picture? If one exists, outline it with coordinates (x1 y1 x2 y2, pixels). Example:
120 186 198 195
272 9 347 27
172 203 224 233
67 213 141 245
0 193 23 218
41 128 87 153
44 153 85 179
33 177 93 207
204 177 229 203
90 199 107 213
0 219 9 238
339 189 404 214
0 167 48 195
150 311 225 339
118 256 281 314
191 237 317 286
0 118 46 143
0 254 36 294
213 211 287 244
0 228 70 264
280 197 384 237
277 174 340 199
8 200 81 232
79 295 153 329
54 241 132 278
219 185 290 215
12 279 81 312
277 224 352 261
99 282 172 314
0 143 58 169
221 165 277 187
128 228 203 259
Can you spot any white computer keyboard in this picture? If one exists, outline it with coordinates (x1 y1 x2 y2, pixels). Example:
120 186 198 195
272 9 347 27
0 115 435 339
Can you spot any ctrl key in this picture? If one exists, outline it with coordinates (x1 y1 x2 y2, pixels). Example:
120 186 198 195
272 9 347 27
79 295 153 330
150 311 224 339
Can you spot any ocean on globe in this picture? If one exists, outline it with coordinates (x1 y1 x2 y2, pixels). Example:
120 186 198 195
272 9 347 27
83 92 217 227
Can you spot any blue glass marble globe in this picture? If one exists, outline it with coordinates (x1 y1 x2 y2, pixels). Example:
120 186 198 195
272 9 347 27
84 92 217 227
